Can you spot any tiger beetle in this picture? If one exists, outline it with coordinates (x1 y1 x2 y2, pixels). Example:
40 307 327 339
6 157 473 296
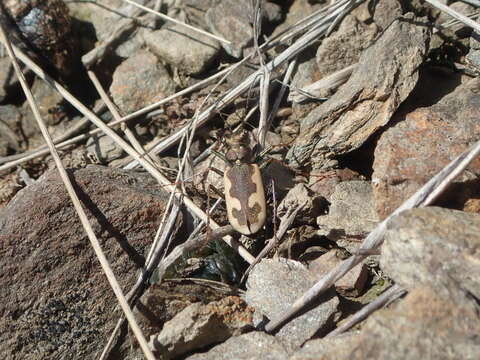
211 130 267 235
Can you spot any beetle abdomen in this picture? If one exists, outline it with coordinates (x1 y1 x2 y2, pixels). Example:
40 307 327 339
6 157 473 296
224 163 266 235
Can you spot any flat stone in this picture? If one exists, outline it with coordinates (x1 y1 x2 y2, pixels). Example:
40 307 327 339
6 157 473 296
317 180 379 253
316 14 379 79
381 207 480 300
0 105 23 157
86 134 124 164
149 296 253 359
110 50 176 114
309 250 369 297
277 183 326 225
0 165 175 359
287 15 431 167
372 0 403 30
372 77 480 218
144 24 221 75
245 259 339 351
186 332 289 360
205 0 281 58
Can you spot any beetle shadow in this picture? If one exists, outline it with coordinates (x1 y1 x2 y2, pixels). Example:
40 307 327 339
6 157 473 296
67 170 146 268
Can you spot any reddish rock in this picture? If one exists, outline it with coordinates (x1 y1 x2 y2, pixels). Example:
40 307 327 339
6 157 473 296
309 250 369 297
372 77 480 218
0 165 176 359
110 50 176 114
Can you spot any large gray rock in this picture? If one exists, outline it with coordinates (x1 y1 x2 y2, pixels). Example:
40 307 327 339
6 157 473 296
245 259 339 351
0 165 175 359
290 286 480 360
372 77 480 219
186 331 289 360
381 207 480 299
287 15 431 166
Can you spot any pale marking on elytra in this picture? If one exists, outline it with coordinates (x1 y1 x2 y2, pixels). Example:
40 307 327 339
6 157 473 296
225 164 263 232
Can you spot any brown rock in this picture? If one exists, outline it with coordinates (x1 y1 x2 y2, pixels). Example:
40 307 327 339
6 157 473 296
372 77 480 218
144 24 221 75
0 165 176 359
149 296 253 359
316 15 379 79
110 50 176 114
287 15 431 167
308 250 369 297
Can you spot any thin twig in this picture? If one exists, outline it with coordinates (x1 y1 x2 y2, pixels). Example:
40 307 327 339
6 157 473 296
326 284 406 337
122 0 231 44
265 138 480 333
0 21 156 360
87 70 159 167
99 201 182 360
425 0 480 33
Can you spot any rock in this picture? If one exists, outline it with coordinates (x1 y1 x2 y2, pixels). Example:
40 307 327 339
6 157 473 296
245 259 339 351
290 333 359 360
277 183 326 225
287 15 431 167
317 181 379 253
186 331 289 360
0 58 22 103
309 250 369 297
372 0 403 30
290 55 322 119
466 31 480 72
110 50 176 114
0 105 23 157
308 166 361 199
272 0 323 39
372 77 480 218
437 2 478 39
144 24 221 75
86 134 124 163
205 0 281 58
291 286 480 360
0 165 176 359
22 77 66 131
381 207 480 300
1 0 78 77
149 296 253 359
315 15 379 79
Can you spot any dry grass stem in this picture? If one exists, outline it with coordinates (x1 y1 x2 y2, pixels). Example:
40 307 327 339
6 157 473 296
265 138 480 333
425 0 480 33
122 0 231 44
0 22 156 360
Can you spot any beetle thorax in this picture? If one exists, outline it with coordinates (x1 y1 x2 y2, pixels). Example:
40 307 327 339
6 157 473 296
225 130 253 163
